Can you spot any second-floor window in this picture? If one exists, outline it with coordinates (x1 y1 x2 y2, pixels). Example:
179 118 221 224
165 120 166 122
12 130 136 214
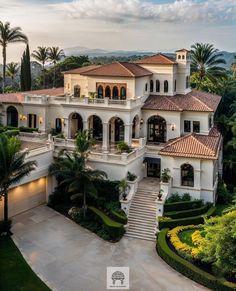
164 80 168 93
145 83 148 92
150 80 154 92
74 85 80 97
184 120 191 132
156 80 160 92
193 121 200 133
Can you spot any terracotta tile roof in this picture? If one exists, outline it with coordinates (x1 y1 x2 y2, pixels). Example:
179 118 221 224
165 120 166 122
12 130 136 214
143 90 221 112
159 129 221 160
134 53 177 65
176 48 189 52
63 65 100 74
0 87 64 104
80 62 152 77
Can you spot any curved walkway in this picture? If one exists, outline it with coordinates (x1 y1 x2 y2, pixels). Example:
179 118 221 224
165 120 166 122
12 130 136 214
12 205 207 291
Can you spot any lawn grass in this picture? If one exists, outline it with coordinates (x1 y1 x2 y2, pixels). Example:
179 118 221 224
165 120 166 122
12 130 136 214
0 236 51 291
178 229 195 247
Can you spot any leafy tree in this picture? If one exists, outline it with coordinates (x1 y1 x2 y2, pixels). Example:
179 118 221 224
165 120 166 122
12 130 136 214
6 62 19 87
0 21 28 93
48 47 65 88
191 43 226 90
75 130 94 160
199 211 236 278
20 44 31 91
0 134 37 233
31 46 49 88
231 55 236 77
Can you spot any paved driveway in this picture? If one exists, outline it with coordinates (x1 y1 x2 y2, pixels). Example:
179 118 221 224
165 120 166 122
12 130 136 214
12 205 207 291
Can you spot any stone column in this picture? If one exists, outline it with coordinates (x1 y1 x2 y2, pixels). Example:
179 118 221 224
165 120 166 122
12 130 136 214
124 123 132 146
83 120 89 131
102 122 109 153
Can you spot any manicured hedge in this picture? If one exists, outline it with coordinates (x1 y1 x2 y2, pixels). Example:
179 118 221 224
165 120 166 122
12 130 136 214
157 229 236 291
164 205 208 219
88 206 125 240
19 126 39 133
5 129 20 137
159 207 216 230
164 200 203 212
110 209 127 224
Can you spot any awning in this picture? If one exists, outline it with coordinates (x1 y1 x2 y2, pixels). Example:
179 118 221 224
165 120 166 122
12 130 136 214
143 157 161 165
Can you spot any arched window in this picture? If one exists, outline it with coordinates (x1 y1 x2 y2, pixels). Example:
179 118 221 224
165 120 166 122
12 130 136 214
164 80 168 93
97 85 104 98
7 106 18 127
105 86 111 98
112 86 119 99
74 85 80 97
150 80 154 92
181 164 194 187
145 83 148 92
178 55 181 59
156 80 160 92
182 55 185 59
174 80 177 92
120 87 126 100
147 115 166 143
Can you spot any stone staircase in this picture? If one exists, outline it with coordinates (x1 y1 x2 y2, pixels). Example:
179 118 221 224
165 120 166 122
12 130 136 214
125 182 158 241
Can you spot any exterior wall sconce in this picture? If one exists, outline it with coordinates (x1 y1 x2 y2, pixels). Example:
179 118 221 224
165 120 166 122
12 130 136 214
20 114 27 121
171 123 175 131
61 118 66 126
39 117 43 125
140 118 144 125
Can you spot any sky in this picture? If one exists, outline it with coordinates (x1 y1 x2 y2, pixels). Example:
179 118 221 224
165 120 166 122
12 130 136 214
1 0 236 62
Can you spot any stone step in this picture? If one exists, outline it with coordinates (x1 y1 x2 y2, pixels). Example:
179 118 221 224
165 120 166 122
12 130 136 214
128 216 156 224
127 227 156 236
131 201 156 208
125 233 156 242
128 223 155 231
125 230 156 239
129 207 156 216
128 214 156 221
133 196 157 202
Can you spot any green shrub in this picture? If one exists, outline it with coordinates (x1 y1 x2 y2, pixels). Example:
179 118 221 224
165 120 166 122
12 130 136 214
159 207 216 230
19 126 39 133
110 209 127 224
127 171 137 181
88 206 125 240
5 129 19 137
165 205 208 219
182 193 191 201
164 200 203 212
157 229 236 291
217 177 233 204
166 192 191 203
117 141 132 153
4 126 18 131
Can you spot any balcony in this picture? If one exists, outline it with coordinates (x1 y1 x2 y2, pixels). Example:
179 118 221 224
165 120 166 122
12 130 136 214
23 95 143 110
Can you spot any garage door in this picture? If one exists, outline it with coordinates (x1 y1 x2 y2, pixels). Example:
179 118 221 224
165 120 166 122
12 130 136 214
0 177 46 219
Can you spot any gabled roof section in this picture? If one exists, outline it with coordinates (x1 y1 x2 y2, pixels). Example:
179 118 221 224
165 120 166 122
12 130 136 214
80 62 152 78
142 90 221 112
134 53 177 65
0 88 64 104
160 129 221 160
176 48 189 52
63 65 100 74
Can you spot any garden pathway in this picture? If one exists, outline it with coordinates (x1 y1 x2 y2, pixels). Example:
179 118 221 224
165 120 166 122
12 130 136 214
12 205 207 291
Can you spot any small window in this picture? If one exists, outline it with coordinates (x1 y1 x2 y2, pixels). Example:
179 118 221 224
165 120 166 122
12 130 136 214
156 80 160 92
181 164 194 187
55 118 62 133
145 83 148 92
182 55 185 59
164 80 168 93
193 121 200 133
150 80 154 92
209 116 213 129
178 55 181 59
174 80 177 92
184 120 191 132
74 85 80 97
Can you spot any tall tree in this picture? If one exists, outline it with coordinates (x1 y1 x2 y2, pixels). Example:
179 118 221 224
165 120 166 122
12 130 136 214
20 44 31 91
48 47 64 87
31 46 48 89
231 55 236 77
0 135 37 233
0 21 28 93
6 62 19 87
191 43 226 90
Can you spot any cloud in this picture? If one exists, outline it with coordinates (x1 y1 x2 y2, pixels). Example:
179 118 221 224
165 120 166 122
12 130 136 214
51 0 236 24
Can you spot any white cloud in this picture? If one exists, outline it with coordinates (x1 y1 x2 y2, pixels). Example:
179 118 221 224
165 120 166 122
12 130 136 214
52 0 236 24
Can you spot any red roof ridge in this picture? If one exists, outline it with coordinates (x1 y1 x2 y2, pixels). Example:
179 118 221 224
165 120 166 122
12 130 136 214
117 62 135 77
191 134 216 156
190 92 212 111
165 95 182 111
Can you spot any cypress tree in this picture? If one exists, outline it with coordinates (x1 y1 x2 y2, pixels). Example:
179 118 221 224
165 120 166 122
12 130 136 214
20 53 26 91
20 44 31 91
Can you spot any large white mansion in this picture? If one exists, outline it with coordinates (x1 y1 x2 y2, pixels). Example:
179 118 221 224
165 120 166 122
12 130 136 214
0 49 223 225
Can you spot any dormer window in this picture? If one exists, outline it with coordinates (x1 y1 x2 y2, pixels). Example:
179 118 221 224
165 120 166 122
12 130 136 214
150 80 154 92
74 85 80 97
164 80 168 93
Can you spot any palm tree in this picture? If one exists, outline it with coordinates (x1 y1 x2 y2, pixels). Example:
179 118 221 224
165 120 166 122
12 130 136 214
6 62 19 86
75 130 95 160
118 179 130 201
0 134 37 233
0 21 28 93
49 151 106 217
231 55 236 77
48 47 64 87
191 43 226 89
31 46 49 88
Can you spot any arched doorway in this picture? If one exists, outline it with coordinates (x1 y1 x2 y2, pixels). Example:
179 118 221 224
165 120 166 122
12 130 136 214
109 117 124 143
147 115 166 143
112 86 119 100
88 115 103 141
105 86 111 98
132 115 140 138
97 85 104 98
7 106 18 127
69 113 83 138
120 87 126 100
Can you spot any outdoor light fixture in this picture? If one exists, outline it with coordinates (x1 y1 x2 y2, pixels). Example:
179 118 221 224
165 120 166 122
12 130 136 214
140 118 144 125
171 123 175 131
39 117 43 125
20 114 27 121
62 118 66 126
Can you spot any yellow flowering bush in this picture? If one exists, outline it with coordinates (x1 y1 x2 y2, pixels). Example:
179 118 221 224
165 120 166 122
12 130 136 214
192 230 205 246
167 225 202 260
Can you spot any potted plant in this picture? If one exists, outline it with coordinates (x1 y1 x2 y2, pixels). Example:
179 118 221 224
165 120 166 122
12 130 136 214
160 168 171 183
118 179 130 201
117 141 132 153
127 171 137 182
157 189 164 201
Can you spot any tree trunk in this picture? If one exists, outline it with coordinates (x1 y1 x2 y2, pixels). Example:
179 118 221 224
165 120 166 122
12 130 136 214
2 45 6 93
4 189 8 227
43 64 45 89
